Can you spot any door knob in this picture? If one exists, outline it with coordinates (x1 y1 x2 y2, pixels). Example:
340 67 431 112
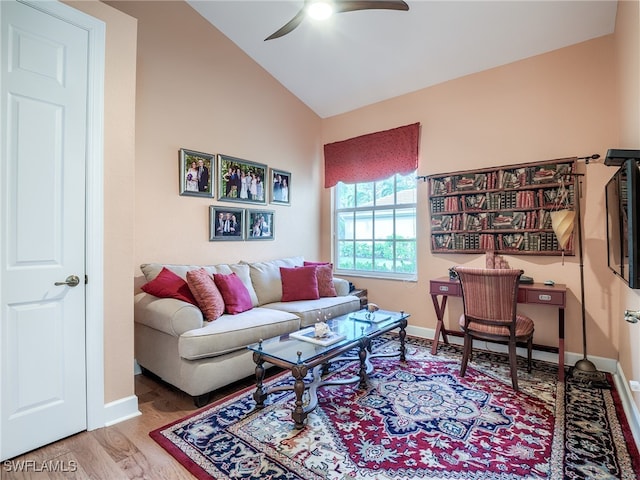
55 275 80 287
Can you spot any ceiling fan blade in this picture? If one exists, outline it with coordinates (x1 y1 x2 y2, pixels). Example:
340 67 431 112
265 7 307 41
265 0 409 41
335 0 409 14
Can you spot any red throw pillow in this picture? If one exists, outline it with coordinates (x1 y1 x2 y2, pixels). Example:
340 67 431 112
304 261 336 297
186 268 225 321
141 267 197 305
213 272 253 314
280 266 319 302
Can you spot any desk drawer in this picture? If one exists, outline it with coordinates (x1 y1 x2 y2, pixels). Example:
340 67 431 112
525 289 565 306
430 281 461 296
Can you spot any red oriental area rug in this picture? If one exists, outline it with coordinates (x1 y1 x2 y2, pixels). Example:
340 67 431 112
150 336 640 479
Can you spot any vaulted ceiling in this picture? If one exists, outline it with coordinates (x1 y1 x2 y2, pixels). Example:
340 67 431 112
187 1 618 118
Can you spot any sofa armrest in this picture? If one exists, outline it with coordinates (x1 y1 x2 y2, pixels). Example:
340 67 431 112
333 277 350 296
134 292 204 337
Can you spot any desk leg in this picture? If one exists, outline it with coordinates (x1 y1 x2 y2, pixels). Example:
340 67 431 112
558 307 565 383
431 294 450 355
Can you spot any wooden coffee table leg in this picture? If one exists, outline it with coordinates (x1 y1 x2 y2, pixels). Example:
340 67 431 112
358 338 370 389
252 351 267 408
291 363 309 429
399 312 407 362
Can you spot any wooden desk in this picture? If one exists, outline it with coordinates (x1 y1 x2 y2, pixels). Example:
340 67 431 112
429 276 567 382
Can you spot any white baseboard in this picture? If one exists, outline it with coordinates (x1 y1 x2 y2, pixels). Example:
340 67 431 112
408 325 561 362
613 365 640 453
101 395 141 428
405 326 617 371
407 326 563 365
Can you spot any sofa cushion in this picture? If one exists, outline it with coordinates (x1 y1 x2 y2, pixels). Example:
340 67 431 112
141 263 198 281
186 268 225 321
141 262 234 282
228 263 259 307
304 261 337 297
140 262 259 307
134 292 203 336
214 272 253 314
332 277 350 296
280 266 319 302
246 256 304 305
263 295 361 327
140 267 198 305
178 307 300 360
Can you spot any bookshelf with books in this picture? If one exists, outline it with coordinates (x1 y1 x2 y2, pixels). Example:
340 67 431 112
428 158 576 255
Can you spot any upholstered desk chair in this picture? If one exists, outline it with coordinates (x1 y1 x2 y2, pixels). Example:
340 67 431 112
452 266 534 391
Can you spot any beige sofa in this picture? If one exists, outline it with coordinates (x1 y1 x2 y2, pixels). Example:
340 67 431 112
134 256 360 406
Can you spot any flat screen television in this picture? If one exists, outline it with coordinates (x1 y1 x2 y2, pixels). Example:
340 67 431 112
605 159 640 289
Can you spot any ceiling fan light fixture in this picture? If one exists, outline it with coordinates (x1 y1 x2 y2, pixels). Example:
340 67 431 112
265 0 408 40
307 1 334 20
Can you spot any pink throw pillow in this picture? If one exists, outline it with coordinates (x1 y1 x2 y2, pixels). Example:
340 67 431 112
304 261 336 297
186 268 225 321
141 267 197 305
213 273 253 314
280 266 319 302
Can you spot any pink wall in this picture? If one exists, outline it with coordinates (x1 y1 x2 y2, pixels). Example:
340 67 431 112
321 35 621 359
72 0 322 404
65 1 137 403
107 1 323 287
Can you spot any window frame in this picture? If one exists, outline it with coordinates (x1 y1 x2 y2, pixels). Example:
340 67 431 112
333 172 417 281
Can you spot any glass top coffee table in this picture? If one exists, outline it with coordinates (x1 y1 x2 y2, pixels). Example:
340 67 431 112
247 309 409 429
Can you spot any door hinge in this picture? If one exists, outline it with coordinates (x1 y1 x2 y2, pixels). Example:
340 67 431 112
85 275 88 285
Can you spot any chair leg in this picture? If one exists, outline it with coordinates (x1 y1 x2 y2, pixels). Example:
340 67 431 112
460 334 472 377
508 339 519 391
527 336 533 373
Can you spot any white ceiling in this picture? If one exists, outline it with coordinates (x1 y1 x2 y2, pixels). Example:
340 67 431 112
187 1 618 118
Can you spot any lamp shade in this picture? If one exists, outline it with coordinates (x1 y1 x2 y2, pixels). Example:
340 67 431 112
550 209 576 250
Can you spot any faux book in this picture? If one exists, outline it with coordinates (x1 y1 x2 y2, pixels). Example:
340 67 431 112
289 327 346 346
349 311 391 323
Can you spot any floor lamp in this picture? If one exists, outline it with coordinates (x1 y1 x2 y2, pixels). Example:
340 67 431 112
550 158 608 387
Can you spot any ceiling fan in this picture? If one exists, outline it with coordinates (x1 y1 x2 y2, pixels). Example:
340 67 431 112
265 0 410 41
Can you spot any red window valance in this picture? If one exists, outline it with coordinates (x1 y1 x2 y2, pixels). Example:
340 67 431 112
323 122 420 188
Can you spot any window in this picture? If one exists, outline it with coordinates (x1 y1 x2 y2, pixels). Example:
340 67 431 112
334 172 417 279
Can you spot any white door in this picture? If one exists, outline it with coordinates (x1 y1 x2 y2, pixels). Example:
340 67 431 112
1 0 95 460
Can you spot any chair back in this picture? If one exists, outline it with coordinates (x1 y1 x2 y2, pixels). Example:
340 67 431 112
453 266 523 328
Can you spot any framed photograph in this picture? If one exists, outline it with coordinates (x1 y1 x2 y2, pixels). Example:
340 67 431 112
179 148 215 197
218 154 267 204
246 209 274 240
209 206 245 241
270 168 291 205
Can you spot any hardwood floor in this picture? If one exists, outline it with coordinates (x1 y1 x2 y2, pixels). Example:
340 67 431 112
1 370 275 480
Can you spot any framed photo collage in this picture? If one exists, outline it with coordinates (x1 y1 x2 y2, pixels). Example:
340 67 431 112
179 149 289 241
